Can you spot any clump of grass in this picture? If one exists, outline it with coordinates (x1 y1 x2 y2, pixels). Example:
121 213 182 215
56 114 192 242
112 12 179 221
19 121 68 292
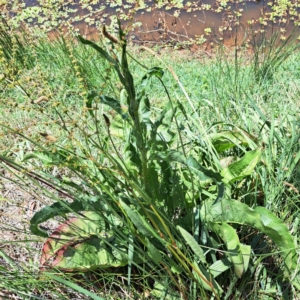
0 16 35 73
249 27 300 84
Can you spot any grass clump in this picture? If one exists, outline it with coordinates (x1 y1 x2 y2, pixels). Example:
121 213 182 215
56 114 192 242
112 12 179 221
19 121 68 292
0 21 300 300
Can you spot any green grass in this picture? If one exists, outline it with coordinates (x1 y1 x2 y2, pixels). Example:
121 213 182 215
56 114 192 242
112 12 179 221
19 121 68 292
0 24 300 300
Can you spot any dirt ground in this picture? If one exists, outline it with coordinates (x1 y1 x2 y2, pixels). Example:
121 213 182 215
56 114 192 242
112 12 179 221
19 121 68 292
0 169 63 297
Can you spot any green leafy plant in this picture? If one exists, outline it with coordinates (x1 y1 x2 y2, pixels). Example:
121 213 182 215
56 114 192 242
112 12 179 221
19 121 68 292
1 22 299 299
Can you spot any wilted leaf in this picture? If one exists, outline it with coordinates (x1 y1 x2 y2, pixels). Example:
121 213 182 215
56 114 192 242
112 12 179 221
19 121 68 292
39 133 57 143
41 212 128 271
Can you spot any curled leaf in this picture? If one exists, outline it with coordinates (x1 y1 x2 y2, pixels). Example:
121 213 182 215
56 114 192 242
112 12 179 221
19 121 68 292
201 199 298 278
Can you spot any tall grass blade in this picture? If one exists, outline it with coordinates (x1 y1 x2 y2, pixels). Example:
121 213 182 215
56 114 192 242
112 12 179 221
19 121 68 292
44 273 106 300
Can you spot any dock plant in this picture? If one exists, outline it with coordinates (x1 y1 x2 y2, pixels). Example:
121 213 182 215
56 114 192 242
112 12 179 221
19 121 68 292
0 21 299 299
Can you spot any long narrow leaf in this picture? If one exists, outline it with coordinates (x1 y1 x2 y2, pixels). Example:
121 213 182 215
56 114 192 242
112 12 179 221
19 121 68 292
44 273 106 300
177 226 206 264
120 201 161 241
210 222 245 278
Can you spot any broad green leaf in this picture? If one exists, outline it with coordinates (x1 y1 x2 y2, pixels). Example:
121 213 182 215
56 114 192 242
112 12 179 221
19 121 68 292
292 279 300 291
147 161 160 201
177 226 206 264
155 150 224 203
155 150 223 183
124 140 142 172
209 258 232 278
201 199 298 278
209 131 253 153
41 212 128 271
30 198 105 237
152 101 179 146
30 200 87 237
210 222 244 278
186 156 223 183
156 129 175 144
150 281 180 300
221 148 262 184
107 112 127 137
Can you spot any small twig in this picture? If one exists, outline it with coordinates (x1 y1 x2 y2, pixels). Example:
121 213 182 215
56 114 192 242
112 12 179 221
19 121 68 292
102 25 119 44
165 12 189 38
283 181 299 194
0 157 75 200
102 114 124 165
